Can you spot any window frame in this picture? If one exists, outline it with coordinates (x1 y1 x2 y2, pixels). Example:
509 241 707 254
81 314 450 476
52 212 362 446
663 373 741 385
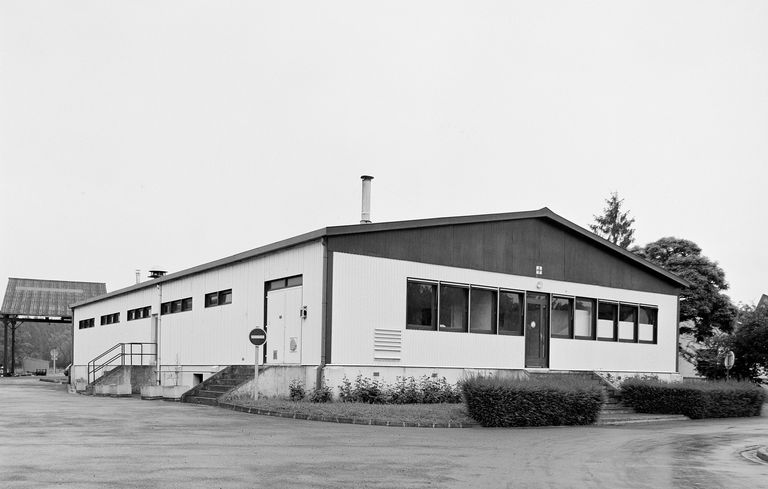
205 289 233 308
100 312 119 325
406 279 439 331
469 285 498 335
161 297 193 315
266 275 303 292
498 288 525 336
618 303 639 343
438 282 470 333
550 295 575 339
637 305 659 344
597 300 619 341
127 306 151 321
573 297 597 340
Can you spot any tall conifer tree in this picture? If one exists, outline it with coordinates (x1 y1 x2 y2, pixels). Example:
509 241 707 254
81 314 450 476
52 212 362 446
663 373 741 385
589 192 636 248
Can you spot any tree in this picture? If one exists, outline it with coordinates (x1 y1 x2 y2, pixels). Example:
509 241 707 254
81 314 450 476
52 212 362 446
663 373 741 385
695 304 768 381
589 192 636 248
633 237 737 340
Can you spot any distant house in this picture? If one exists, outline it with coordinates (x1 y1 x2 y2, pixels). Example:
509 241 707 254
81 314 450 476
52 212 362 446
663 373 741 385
71 207 689 395
757 294 768 311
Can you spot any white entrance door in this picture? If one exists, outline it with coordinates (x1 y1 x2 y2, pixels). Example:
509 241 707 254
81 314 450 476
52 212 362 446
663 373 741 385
266 286 303 364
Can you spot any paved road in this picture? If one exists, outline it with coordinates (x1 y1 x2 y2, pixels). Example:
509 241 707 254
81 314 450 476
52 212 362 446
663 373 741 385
1 377 766 488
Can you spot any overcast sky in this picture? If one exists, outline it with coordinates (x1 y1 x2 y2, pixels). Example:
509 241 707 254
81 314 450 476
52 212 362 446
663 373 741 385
1 1 766 306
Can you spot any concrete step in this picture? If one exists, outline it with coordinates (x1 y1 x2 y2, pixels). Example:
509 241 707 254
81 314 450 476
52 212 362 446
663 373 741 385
185 396 218 406
194 390 223 398
597 413 688 426
601 409 637 416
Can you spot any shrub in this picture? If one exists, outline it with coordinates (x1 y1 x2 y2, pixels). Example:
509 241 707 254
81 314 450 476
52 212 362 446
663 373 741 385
461 375 604 427
336 375 463 404
620 378 765 419
308 383 333 403
288 378 305 401
419 376 462 404
389 376 422 404
338 376 353 402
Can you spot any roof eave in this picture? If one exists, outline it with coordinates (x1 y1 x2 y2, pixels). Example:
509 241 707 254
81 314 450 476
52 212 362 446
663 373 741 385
71 228 328 308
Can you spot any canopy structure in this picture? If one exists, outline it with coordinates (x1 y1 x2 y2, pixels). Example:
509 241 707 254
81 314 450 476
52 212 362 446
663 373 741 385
1 278 106 375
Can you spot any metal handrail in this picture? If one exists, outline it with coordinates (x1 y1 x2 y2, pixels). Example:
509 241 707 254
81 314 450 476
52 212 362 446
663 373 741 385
87 342 156 384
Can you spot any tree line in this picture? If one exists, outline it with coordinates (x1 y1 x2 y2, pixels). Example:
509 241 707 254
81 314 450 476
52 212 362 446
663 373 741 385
591 192 765 381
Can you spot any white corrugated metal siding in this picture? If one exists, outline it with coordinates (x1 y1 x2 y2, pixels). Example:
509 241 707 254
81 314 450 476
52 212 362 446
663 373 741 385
331 252 678 373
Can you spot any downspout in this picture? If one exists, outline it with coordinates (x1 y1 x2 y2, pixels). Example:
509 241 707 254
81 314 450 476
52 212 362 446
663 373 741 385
156 284 162 386
318 237 328 389
675 294 681 374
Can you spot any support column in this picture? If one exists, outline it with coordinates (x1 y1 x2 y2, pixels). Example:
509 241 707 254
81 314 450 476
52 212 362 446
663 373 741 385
10 321 16 375
2 320 8 376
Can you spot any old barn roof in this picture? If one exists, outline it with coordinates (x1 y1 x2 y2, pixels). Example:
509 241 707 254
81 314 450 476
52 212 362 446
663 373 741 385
1 278 107 318
72 207 689 307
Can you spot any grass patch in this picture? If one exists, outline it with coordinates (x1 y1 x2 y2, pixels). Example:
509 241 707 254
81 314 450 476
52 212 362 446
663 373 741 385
232 397 475 425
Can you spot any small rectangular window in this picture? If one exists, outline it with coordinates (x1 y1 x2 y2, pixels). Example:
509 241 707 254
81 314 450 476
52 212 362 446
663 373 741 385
129 306 151 320
499 290 524 335
597 301 618 341
439 284 468 333
181 298 193 312
638 306 658 343
406 281 437 331
219 289 232 305
171 300 182 313
267 275 302 292
160 302 170 315
619 304 638 342
574 298 596 339
205 292 219 308
470 287 497 334
551 296 574 338
286 276 302 288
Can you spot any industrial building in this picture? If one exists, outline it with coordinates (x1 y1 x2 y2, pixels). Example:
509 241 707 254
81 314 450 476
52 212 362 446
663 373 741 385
71 197 688 396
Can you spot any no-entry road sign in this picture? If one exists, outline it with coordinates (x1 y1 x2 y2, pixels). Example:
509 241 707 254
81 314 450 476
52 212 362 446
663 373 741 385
248 328 267 346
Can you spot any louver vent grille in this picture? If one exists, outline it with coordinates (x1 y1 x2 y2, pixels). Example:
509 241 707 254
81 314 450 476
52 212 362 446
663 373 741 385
373 328 402 360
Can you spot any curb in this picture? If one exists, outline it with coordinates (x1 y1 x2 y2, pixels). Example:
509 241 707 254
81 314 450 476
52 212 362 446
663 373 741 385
218 402 477 428
758 447 768 463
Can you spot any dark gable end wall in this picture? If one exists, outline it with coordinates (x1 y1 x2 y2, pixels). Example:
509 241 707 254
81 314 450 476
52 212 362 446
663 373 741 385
327 218 681 295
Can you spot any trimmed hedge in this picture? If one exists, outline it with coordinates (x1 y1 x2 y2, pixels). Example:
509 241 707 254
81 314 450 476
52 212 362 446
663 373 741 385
620 379 766 419
461 375 605 427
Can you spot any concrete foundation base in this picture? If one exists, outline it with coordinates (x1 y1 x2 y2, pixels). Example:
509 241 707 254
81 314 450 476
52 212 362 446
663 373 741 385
94 384 132 397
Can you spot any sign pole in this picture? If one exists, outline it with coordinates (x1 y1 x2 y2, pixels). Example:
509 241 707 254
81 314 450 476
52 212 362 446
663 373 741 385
248 327 266 400
254 344 260 400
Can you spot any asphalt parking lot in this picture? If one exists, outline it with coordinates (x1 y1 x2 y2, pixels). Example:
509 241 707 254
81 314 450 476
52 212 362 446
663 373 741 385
1 377 766 488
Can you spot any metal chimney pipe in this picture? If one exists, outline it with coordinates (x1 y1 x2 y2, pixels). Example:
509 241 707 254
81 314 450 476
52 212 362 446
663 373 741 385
360 175 373 224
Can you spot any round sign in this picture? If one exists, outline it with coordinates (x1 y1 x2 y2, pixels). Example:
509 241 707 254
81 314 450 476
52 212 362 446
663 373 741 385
248 328 267 346
724 350 735 370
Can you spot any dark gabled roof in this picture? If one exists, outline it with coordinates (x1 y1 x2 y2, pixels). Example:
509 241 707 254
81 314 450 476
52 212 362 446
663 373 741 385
71 207 688 308
1 278 107 318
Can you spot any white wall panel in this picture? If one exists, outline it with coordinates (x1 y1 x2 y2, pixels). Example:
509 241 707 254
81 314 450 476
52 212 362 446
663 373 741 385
331 252 679 373
72 241 324 384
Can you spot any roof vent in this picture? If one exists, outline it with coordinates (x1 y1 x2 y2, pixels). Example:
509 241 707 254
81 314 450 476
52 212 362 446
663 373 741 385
360 175 373 224
148 270 167 279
